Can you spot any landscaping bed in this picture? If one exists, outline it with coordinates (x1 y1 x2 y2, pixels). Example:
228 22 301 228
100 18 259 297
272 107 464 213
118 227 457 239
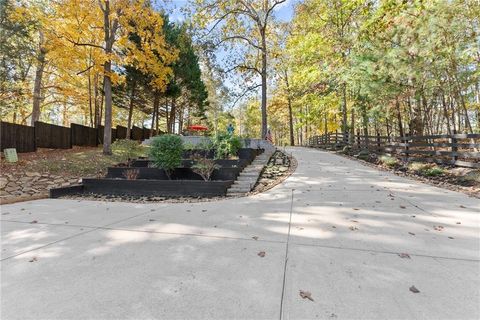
51 179 233 198
106 166 242 181
251 150 297 194
324 147 480 197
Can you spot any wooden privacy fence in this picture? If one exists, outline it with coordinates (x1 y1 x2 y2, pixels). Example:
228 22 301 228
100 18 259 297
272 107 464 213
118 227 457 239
0 122 36 153
308 131 480 169
0 121 154 153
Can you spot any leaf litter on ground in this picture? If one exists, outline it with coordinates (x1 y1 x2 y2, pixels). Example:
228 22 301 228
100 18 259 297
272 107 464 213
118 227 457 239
299 290 314 301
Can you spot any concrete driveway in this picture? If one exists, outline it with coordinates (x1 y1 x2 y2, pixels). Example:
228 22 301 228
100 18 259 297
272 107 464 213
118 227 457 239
1 147 479 319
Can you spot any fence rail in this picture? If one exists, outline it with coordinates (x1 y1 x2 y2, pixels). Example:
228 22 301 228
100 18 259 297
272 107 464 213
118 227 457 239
308 132 480 168
1 121 154 153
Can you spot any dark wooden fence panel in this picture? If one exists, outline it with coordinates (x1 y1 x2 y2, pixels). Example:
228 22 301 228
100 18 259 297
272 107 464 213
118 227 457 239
2 121 149 153
35 121 71 149
116 126 127 139
0 121 36 152
71 123 98 147
142 127 151 140
309 132 480 168
131 126 143 140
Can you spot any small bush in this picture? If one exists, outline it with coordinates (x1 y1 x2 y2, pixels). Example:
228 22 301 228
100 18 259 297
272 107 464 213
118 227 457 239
149 135 183 179
112 139 146 165
379 155 399 168
356 149 370 160
409 162 444 176
424 166 445 176
213 133 243 159
191 153 220 181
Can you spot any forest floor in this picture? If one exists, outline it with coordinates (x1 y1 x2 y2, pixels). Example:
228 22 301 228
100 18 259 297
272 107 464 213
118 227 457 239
0 147 119 204
331 148 480 198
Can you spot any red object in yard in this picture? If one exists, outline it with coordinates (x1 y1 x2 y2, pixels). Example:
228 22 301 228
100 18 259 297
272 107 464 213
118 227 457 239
187 125 209 131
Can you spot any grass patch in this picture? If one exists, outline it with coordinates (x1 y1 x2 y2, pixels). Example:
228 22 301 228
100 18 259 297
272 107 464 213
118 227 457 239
379 155 399 168
408 162 445 176
2 143 148 178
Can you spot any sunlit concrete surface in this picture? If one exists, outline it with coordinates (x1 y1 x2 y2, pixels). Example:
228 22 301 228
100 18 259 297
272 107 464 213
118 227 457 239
1 147 479 319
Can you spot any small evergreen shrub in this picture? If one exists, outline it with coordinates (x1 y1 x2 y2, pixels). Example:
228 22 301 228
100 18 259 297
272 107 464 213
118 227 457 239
149 135 183 179
379 155 399 168
213 133 243 159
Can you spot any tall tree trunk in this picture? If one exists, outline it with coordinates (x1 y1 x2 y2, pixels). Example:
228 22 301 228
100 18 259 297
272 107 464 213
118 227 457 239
151 92 159 137
31 31 47 126
101 0 118 155
341 82 348 140
284 70 294 146
169 97 176 133
260 27 268 139
126 81 136 139
395 97 404 137
350 106 355 144
88 67 94 127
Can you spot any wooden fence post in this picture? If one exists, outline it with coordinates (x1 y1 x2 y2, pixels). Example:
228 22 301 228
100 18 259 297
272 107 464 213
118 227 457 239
356 130 360 149
451 130 458 165
376 131 381 152
403 136 409 164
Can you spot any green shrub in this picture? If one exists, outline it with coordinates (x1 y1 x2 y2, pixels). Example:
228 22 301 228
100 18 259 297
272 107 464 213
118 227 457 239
191 154 220 181
149 135 183 179
111 139 146 165
424 166 445 176
213 133 243 159
379 155 399 168
408 162 444 176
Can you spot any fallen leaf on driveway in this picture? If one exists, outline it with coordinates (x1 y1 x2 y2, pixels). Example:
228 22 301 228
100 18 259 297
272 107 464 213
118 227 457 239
299 290 314 301
257 251 266 257
398 253 411 259
409 286 420 293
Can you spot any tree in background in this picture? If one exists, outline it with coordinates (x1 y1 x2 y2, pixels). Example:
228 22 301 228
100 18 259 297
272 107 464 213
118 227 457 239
190 0 287 139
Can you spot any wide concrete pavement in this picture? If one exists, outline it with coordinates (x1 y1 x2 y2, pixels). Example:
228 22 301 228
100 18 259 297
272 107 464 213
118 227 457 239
1 147 479 319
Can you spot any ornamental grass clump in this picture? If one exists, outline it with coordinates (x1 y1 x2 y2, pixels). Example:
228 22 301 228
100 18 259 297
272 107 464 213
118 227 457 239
149 135 183 179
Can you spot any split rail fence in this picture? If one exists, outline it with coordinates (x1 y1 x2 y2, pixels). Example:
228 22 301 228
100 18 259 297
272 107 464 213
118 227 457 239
0 121 156 153
308 131 480 169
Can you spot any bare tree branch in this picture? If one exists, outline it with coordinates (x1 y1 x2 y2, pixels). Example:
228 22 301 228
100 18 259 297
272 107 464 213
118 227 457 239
216 35 262 50
224 64 261 75
230 83 262 108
